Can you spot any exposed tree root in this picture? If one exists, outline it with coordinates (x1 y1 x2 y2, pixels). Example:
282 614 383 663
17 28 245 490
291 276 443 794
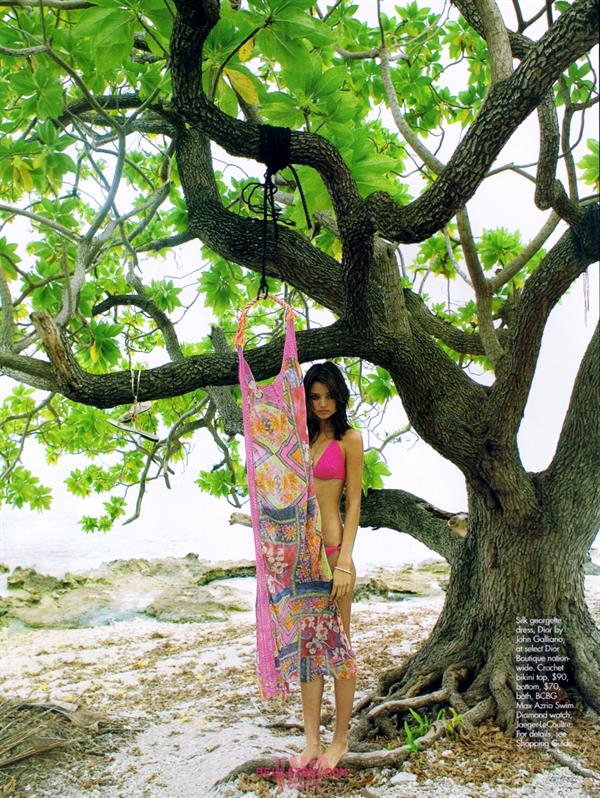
547 746 600 781
489 664 517 735
215 696 497 788
441 663 471 716
266 720 305 732
400 669 444 699
350 656 477 746
352 694 382 714
375 661 413 696
568 638 600 713
366 687 450 720
216 623 597 790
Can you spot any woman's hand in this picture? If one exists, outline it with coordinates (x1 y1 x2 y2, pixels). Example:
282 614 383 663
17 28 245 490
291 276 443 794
331 565 352 600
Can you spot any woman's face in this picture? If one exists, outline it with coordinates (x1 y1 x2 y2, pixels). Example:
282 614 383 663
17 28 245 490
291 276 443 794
308 381 337 420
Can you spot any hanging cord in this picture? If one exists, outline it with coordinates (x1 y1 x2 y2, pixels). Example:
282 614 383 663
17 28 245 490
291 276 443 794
118 328 146 425
130 367 142 422
241 125 312 299
583 268 589 326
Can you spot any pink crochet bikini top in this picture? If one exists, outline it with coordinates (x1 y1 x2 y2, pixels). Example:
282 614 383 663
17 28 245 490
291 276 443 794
312 438 345 481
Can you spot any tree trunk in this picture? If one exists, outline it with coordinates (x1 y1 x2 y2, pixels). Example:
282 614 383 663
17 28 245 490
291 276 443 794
350 485 600 748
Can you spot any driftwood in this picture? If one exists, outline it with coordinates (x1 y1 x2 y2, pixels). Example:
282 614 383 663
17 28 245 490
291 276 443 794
0 697 121 770
1 699 77 769
547 746 600 781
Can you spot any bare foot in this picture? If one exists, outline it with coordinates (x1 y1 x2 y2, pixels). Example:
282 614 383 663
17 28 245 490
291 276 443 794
315 737 348 771
288 742 323 770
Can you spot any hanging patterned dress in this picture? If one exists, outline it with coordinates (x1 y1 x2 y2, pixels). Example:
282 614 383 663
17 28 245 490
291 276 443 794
235 298 357 701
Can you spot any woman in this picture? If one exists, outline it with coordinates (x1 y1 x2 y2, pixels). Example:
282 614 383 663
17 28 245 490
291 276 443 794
293 361 363 772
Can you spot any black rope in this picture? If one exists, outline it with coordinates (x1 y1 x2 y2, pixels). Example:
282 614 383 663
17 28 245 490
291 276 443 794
241 124 312 299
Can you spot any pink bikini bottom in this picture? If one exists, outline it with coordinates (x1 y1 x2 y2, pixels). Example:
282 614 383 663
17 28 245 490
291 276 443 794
325 545 342 556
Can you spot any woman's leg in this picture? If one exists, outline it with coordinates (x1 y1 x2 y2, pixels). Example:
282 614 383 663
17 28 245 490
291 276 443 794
317 552 357 770
289 675 325 768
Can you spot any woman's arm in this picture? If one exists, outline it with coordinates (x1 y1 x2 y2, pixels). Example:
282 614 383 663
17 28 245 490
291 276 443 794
337 428 363 569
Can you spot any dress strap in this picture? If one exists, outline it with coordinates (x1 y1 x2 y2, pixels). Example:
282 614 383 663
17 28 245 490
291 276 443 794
234 295 296 351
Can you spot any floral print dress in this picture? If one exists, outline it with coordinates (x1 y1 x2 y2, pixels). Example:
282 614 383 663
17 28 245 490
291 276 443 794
236 298 357 701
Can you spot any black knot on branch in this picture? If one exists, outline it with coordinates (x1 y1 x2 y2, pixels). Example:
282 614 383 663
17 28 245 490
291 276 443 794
259 124 291 174
241 124 312 299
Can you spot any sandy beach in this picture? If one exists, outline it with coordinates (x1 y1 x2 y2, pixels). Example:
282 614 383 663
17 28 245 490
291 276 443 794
1 572 599 798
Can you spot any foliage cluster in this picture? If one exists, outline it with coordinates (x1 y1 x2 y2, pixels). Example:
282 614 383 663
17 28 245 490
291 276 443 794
0 0 597 529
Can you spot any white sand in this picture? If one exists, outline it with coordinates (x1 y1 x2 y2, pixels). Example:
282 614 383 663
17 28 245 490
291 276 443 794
1 584 599 797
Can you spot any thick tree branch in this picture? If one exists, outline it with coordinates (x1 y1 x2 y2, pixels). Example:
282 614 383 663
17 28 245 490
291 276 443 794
0 352 57 392
0 267 15 350
206 326 243 436
453 0 534 59
365 0 598 243
403 290 504 355
535 92 561 210
359 488 461 564
559 91 579 202
189 197 346 316
174 126 345 314
0 43 48 57
489 204 599 439
170 1 377 325
61 93 143 120
58 95 177 138
535 92 583 226
472 0 514 82
544 321 600 545
27 311 354 408
69 115 175 139
170 0 362 225
455 209 503 365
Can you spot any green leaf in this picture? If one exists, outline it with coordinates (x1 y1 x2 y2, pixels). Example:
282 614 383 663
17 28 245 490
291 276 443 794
363 368 395 404
148 279 182 313
75 9 135 72
479 228 522 269
362 449 392 494
199 260 243 314
577 139 599 191
77 321 123 370
8 70 36 97
196 467 236 498
317 67 346 97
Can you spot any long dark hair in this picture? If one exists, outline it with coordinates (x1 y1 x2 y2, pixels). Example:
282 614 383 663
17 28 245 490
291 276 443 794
303 361 351 442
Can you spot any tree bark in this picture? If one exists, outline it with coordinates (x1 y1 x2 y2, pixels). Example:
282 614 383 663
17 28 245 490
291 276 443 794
351 485 600 746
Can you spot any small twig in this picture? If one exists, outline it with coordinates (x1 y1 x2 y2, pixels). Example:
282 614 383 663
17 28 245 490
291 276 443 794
0 202 80 241
122 440 160 525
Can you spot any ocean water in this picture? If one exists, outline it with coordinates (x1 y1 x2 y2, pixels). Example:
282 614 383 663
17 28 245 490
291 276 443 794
3 492 597 597
0 506 439 595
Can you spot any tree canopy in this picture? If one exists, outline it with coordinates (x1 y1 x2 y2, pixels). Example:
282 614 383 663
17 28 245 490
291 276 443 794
1 0 600 753
0 0 598 534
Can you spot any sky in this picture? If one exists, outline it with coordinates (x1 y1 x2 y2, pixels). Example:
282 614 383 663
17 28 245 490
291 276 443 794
0 0 598 565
